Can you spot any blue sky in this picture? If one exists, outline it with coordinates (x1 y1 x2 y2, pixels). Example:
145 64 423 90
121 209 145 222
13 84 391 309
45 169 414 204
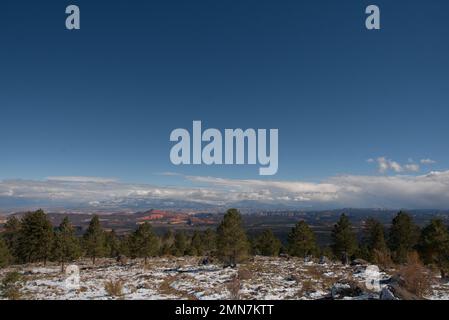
1 1 449 210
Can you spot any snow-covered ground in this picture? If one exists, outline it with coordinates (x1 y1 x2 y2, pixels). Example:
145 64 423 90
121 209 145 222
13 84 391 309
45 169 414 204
1 256 448 300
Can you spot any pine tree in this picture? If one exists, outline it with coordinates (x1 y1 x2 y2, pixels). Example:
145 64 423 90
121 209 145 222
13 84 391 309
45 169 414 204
83 215 105 265
255 229 282 256
131 222 159 265
17 209 54 265
331 213 358 264
388 211 420 264
173 231 189 256
190 231 204 256
0 238 11 268
105 230 120 258
362 218 388 263
287 221 318 258
160 229 175 256
201 229 217 255
118 234 132 258
216 209 249 266
52 217 80 272
418 219 449 278
3 216 21 261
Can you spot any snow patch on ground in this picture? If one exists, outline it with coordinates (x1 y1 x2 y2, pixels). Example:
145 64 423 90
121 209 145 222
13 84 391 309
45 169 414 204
1 256 448 300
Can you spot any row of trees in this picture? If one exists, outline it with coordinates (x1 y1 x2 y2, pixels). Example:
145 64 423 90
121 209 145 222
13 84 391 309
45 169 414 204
283 212 449 278
0 209 241 269
1 209 449 277
225 210 449 277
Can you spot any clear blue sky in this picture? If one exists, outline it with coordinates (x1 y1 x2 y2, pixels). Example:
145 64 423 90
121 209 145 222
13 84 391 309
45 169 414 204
1 0 449 187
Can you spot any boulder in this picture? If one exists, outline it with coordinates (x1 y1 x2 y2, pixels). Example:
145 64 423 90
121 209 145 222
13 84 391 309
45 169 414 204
379 275 423 300
351 259 369 266
330 280 364 299
382 283 422 300
319 256 330 264
380 286 398 300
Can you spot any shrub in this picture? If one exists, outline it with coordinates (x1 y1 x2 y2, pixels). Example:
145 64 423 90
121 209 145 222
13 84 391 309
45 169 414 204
104 280 124 297
1 271 22 300
397 252 432 297
227 274 241 300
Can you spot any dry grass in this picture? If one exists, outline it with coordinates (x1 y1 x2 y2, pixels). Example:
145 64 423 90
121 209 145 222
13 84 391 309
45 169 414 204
238 268 253 281
158 275 178 296
158 275 198 300
373 249 394 270
104 280 124 297
297 279 314 297
77 286 88 293
304 265 323 279
397 252 432 298
227 274 241 300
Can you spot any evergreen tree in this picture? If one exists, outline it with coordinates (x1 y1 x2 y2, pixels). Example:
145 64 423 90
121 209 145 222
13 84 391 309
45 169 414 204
418 219 449 278
173 231 189 256
190 231 204 256
17 209 54 265
255 229 282 256
388 211 420 264
216 209 249 266
0 238 11 268
362 218 388 263
331 214 358 264
287 221 318 258
83 215 105 265
160 229 175 256
201 228 217 255
105 230 120 258
2 216 21 260
131 222 159 265
118 234 132 258
52 217 80 272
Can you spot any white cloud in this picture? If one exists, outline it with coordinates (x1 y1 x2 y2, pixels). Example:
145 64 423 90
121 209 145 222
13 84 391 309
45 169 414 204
389 160 404 173
156 172 183 177
375 157 403 173
420 158 436 165
2 172 449 210
369 157 421 173
404 164 420 172
46 176 118 183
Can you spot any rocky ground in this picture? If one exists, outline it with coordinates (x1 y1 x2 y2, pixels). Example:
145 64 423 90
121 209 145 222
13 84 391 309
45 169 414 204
1 256 449 300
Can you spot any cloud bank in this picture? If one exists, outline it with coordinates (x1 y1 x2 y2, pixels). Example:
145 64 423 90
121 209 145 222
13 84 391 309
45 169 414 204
1 171 449 210
367 157 422 173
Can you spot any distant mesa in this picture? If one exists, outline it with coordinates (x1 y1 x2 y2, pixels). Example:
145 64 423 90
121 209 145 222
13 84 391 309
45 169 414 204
138 209 168 221
137 209 215 226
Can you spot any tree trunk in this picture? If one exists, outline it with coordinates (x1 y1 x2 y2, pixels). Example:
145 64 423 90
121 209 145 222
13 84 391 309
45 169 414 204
92 256 96 265
61 260 65 273
144 256 148 265
342 251 349 265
